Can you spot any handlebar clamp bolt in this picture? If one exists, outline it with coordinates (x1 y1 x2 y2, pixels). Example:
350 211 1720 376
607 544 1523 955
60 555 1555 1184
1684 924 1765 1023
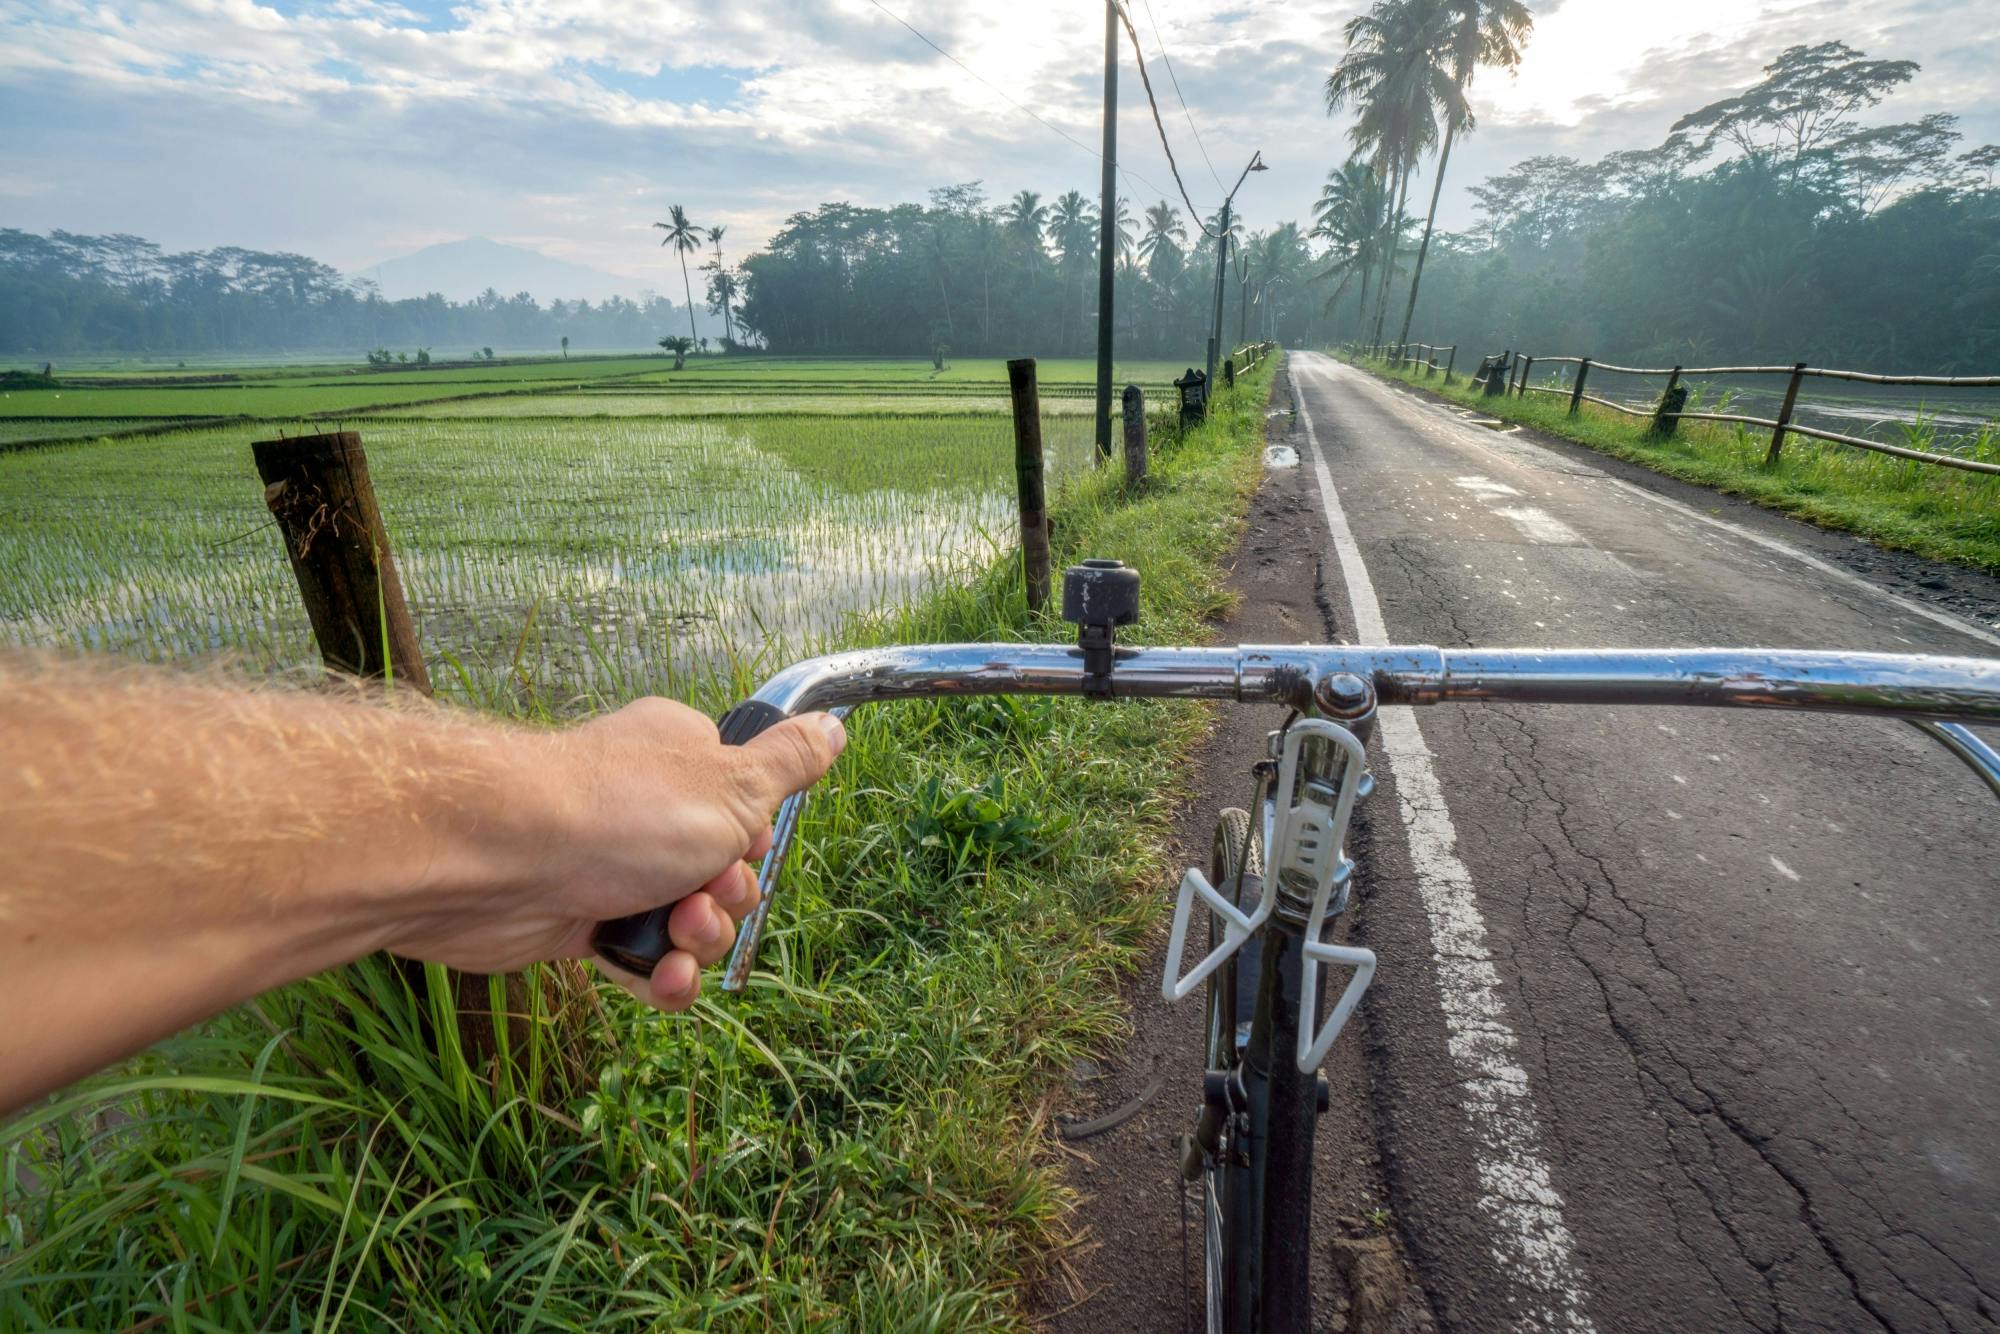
1062 559 1140 694
1314 672 1374 719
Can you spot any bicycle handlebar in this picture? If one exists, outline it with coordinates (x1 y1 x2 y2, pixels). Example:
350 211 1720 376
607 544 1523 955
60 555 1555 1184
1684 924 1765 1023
587 642 2000 988
736 642 2000 721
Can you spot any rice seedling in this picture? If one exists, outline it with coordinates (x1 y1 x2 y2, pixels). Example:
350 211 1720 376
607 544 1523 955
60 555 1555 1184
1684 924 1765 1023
0 357 1279 1327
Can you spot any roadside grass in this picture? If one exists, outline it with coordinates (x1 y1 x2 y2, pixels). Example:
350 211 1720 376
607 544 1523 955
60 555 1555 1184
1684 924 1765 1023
1349 354 2000 576
0 358 1276 1328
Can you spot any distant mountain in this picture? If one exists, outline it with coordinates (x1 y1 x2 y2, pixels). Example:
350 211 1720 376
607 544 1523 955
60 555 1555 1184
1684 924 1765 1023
357 237 654 305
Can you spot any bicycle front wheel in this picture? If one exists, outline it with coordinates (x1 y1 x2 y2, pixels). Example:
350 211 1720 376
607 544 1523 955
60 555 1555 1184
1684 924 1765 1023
1201 808 1261 1332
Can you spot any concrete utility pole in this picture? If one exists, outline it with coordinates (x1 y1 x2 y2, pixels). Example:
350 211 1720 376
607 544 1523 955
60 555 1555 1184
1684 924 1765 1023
1095 0 1118 461
1207 151 1265 388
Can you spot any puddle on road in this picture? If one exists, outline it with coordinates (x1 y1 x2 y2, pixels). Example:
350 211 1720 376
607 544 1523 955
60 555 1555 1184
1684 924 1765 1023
1264 444 1300 468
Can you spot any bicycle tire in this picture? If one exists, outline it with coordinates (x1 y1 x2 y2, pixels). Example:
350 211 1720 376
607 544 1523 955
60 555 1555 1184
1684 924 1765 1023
1202 808 1261 1333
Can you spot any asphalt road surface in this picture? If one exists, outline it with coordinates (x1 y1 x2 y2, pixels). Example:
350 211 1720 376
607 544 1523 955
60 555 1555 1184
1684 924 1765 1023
1040 352 1999 1333
1293 350 1999 1332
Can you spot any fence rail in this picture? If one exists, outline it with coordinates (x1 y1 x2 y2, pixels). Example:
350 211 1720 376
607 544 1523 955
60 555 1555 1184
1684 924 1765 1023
1354 341 1457 384
1363 342 2000 478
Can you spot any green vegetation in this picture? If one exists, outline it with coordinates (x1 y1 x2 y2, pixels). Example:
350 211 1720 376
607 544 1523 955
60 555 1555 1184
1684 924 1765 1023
0 353 1277 1327
0 355 1189 445
1374 38 2000 371
1351 353 2000 574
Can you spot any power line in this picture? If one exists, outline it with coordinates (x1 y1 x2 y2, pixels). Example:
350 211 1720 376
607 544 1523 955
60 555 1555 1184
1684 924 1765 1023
1142 0 1224 193
1112 1 1218 238
862 0 1174 204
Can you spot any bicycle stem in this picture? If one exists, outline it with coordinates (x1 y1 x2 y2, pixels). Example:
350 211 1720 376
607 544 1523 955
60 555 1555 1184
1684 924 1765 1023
716 642 2000 991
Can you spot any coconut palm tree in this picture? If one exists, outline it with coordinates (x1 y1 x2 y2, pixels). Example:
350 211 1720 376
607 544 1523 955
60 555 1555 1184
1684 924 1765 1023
1394 0 1533 349
1048 190 1095 350
1314 157 1398 342
1325 0 1458 346
652 205 702 344
1002 190 1051 249
1138 201 1187 270
706 224 735 346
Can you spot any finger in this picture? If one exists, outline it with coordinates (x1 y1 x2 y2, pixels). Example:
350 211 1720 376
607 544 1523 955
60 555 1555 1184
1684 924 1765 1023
669 891 736 967
650 951 700 1012
702 860 761 922
729 713 845 816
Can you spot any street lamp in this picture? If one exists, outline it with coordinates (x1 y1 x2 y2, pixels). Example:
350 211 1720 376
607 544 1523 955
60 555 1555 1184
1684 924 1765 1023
1209 150 1266 389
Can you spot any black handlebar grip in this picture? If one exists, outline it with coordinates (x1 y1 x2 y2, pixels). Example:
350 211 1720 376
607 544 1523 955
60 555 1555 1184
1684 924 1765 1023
589 700 789 976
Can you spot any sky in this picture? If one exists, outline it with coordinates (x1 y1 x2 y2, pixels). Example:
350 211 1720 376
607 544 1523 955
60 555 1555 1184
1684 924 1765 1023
2 0 1996 288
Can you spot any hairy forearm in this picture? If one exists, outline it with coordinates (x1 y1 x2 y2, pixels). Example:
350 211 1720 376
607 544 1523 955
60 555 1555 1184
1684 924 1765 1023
2 647 841 1115
0 652 558 1109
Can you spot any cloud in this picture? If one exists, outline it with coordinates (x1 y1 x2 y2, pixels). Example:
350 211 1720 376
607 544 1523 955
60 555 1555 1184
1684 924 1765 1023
0 0 1992 280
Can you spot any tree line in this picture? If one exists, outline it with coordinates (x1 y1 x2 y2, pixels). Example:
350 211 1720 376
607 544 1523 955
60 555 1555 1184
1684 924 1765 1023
731 182 1325 359
0 230 702 359
1314 2 2000 371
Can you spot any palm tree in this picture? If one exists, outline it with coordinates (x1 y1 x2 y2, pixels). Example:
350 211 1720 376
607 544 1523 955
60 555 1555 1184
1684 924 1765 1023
1394 0 1532 349
1325 0 1458 346
652 205 702 345
1314 157 1396 341
1106 195 1138 263
1138 201 1186 268
1049 190 1095 350
706 225 735 347
1002 190 1051 249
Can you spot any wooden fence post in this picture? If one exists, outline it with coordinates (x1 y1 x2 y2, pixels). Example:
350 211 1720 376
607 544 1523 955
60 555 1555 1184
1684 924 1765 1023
1443 345 1456 384
1224 357 1235 390
1121 384 1148 485
1007 358 1053 611
1766 362 1807 464
1568 358 1592 416
254 431 431 691
1651 366 1686 438
253 430 544 1074
1516 355 1533 397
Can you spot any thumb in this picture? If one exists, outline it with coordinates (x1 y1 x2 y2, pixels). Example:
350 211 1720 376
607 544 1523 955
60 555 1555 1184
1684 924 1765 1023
730 712 846 814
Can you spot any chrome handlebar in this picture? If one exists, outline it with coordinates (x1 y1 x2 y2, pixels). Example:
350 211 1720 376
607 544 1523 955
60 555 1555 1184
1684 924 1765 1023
708 642 2000 991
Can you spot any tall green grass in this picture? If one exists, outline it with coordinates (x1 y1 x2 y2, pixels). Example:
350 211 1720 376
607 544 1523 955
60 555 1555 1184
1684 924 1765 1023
1352 354 2000 575
0 360 1276 1328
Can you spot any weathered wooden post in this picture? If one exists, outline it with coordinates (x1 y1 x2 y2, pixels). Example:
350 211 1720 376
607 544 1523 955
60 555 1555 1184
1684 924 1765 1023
253 430 543 1073
1121 384 1148 485
1007 358 1053 612
1568 358 1592 416
1766 362 1807 465
1224 357 1236 390
1443 345 1457 384
1650 366 1687 438
1515 355 1534 397
255 432 433 691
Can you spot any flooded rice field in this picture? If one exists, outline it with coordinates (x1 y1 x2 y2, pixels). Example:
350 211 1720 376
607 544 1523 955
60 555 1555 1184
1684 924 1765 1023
0 406 1098 713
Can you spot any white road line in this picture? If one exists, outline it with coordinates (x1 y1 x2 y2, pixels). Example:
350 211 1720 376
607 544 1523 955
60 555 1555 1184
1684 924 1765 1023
1349 359 2000 652
1290 353 1598 1330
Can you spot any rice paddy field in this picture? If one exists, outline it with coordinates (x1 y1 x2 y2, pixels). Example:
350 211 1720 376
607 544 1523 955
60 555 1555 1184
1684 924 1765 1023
0 347 1280 1328
0 354 1181 708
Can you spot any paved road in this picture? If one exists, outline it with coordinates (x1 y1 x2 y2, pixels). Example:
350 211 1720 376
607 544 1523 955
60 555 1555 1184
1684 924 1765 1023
1288 351 2000 1332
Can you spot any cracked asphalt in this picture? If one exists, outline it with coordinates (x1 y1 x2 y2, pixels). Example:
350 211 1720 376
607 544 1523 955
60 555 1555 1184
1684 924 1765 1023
1289 352 2000 1332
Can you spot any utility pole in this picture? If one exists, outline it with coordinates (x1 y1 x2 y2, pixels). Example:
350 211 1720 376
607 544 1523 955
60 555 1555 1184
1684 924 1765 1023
1094 0 1118 461
1207 198 1229 388
1208 151 1266 388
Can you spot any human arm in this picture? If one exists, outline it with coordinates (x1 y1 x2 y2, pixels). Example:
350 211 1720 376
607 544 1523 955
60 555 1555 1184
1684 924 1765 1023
0 652 844 1114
